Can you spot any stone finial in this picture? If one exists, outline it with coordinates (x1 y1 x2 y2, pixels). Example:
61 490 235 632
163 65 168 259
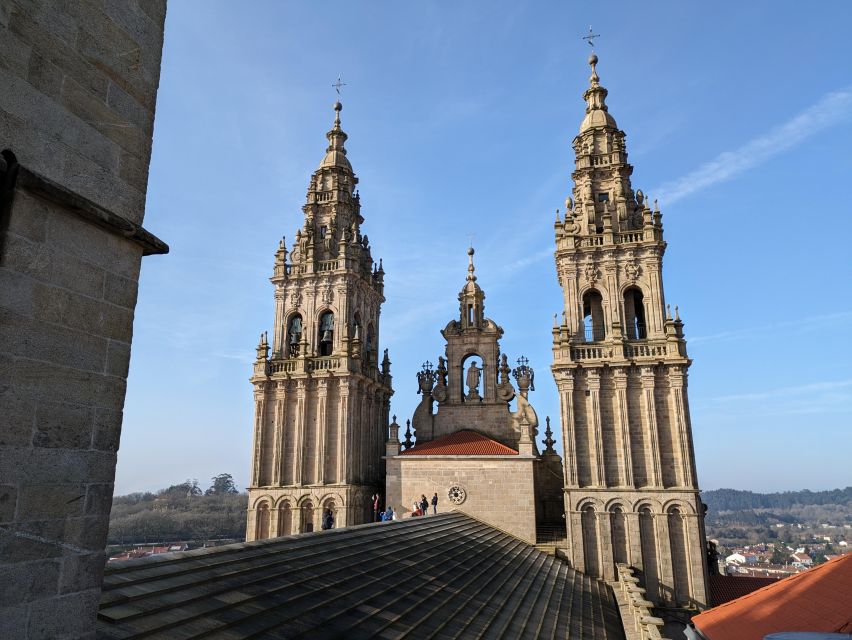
417 361 435 395
466 246 477 283
255 332 269 361
512 356 535 396
403 419 413 450
387 415 400 444
666 304 672 321
542 416 556 454
674 305 681 322
381 348 391 376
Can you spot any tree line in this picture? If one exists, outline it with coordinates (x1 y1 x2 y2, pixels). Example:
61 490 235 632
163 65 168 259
108 474 247 545
703 487 852 512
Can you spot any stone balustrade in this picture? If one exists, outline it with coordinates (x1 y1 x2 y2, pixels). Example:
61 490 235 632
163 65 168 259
615 564 670 640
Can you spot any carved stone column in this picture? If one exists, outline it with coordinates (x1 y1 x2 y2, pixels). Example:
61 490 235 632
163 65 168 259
337 386 349 483
587 369 606 486
613 368 633 487
316 378 328 484
640 366 661 487
558 371 578 487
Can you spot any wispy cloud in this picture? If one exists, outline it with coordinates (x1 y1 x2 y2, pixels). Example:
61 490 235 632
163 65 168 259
689 311 852 346
709 379 852 404
654 87 852 205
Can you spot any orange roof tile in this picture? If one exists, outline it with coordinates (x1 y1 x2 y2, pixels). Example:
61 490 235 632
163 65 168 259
708 575 779 607
399 430 518 456
693 553 852 640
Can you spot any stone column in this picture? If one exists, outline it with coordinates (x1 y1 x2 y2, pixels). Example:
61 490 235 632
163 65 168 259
273 288 286 354
587 369 606 486
316 378 328 484
656 508 675 606
558 371 579 487
271 393 286 485
646 258 665 336
251 391 267 486
598 505 615 580
640 366 661 487
626 510 643 571
337 386 350 483
668 366 693 488
294 381 307 485
613 369 633 487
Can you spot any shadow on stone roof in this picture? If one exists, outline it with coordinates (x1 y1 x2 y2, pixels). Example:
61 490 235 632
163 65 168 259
97 511 625 639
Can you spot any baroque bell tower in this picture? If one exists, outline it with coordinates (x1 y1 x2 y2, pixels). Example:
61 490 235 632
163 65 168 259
246 101 393 540
551 54 709 609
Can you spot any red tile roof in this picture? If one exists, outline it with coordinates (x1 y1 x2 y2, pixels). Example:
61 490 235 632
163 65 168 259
694 553 852 640
708 574 779 607
399 430 518 456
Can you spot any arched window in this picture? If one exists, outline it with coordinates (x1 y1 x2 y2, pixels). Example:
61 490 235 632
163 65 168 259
610 506 628 570
582 290 606 342
639 507 659 601
301 501 315 533
277 502 292 537
287 314 303 358
624 288 647 340
581 505 600 578
318 312 334 356
256 502 270 540
668 507 690 605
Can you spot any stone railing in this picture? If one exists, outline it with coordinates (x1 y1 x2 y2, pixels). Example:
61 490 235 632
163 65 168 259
317 259 339 272
308 356 341 372
624 341 669 359
616 230 644 243
614 564 669 640
570 345 613 361
268 359 296 374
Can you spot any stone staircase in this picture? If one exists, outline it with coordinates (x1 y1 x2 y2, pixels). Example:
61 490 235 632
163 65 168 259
97 512 624 639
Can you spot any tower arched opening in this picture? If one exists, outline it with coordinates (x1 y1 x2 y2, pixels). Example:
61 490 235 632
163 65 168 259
582 289 606 342
286 314 303 358
624 287 647 340
318 312 334 356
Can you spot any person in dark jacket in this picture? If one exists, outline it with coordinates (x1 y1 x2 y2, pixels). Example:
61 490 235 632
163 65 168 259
321 508 334 530
420 495 429 516
431 493 438 514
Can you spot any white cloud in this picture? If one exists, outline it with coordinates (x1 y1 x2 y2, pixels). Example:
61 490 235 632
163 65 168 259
654 88 852 205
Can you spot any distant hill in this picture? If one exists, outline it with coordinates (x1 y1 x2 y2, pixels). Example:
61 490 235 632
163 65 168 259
109 477 247 545
703 487 852 512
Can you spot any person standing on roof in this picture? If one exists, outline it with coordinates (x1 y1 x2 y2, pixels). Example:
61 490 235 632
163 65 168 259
420 494 429 516
372 493 380 522
431 493 438 514
321 508 334 530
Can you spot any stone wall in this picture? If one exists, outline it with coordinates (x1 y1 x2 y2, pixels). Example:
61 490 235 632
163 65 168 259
0 2 166 638
385 455 538 543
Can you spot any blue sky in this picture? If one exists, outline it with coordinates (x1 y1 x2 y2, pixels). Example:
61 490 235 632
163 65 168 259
116 1 852 495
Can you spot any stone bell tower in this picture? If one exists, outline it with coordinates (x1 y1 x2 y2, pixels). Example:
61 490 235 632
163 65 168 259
551 53 709 609
246 101 393 540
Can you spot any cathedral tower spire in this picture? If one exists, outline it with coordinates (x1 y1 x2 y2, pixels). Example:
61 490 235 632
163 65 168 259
246 99 393 540
551 53 709 610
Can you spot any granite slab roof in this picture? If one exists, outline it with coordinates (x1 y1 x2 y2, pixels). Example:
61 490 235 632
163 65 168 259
97 511 625 640
400 430 518 456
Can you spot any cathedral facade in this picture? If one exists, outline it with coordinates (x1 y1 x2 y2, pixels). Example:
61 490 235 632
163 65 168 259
245 52 708 613
551 53 709 607
246 102 393 539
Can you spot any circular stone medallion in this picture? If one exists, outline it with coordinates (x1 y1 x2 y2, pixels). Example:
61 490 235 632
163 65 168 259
447 485 467 505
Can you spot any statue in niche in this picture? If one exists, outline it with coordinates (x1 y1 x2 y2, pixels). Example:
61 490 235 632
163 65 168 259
466 361 482 400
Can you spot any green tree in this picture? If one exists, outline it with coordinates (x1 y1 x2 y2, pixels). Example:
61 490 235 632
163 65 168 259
206 473 238 496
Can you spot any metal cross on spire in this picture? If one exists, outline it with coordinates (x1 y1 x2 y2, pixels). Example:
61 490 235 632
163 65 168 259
332 75 346 97
582 25 600 49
